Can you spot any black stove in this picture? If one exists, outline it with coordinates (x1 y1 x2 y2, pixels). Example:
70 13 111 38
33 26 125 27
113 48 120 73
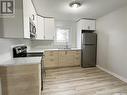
13 45 27 58
13 45 43 58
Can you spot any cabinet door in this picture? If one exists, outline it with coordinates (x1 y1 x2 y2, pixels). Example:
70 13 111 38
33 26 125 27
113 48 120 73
73 50 81 66
79 19 96 30
23 0 36 38
87 20 96 30
59 51 74 67
44 18 55 40
80 20 90 30
44 51 59 68
36 16 45 40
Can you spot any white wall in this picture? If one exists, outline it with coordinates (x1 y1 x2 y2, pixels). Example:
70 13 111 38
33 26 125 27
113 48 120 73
96 6 127 79
0 38 31 65
31 20 77 50
0 0 24 38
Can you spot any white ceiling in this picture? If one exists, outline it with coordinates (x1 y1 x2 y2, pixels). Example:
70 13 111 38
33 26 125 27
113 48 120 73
32 0 127 21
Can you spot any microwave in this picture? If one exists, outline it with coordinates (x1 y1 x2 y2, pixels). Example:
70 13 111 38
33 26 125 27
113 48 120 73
29 18 36 39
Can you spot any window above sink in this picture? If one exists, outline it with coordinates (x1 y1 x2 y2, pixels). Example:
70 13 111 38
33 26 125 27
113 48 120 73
55 27 70 43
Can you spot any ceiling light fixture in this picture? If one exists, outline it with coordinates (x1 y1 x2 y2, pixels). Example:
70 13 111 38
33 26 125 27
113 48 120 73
69 0 81 8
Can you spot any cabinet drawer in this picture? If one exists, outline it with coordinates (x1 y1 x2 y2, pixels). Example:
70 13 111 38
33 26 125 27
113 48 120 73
59 51 74 56
44 58 58 62
44 51 59 56
44 56 58 59
44 51 59 58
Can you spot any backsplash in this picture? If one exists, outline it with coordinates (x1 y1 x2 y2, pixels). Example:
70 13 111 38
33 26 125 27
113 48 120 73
0 38 31 65
30 40 76 51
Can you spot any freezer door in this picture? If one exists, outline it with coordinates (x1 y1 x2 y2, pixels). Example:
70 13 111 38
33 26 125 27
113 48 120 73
81 45 96 68
82 33 97 45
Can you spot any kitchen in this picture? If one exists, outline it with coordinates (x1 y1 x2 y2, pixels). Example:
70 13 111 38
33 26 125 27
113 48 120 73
0 0 127 95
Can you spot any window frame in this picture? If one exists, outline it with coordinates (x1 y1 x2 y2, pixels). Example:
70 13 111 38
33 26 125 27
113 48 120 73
54 26 71 45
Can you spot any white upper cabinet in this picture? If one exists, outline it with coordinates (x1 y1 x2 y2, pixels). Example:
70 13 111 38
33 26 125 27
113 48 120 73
36 16 45 40
79 19 96 30
44 18 55 40
36 16 55 40
76 19 96 48
23 0 37 38
88 20 96 30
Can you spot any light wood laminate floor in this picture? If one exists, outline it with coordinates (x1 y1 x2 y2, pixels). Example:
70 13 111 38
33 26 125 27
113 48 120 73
42 67 127 95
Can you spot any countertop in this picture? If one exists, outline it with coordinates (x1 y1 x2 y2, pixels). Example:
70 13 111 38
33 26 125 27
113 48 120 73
0 57 42 66
0 48 81 66
28 48 81 52
44 48 81 51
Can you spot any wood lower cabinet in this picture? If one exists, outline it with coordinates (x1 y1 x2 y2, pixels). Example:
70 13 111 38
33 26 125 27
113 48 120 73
73 50 81 66
44 51 59 68
44 50 81 68
59 51 74 67
0 64 41 95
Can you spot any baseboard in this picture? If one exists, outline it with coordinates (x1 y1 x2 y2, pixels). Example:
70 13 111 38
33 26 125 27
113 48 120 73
96 65 127 83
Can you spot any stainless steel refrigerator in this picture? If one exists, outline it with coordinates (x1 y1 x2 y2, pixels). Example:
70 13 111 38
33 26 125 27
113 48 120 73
81 32 97 68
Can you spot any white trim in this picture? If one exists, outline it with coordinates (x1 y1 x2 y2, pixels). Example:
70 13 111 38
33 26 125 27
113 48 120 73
96 65 127 83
